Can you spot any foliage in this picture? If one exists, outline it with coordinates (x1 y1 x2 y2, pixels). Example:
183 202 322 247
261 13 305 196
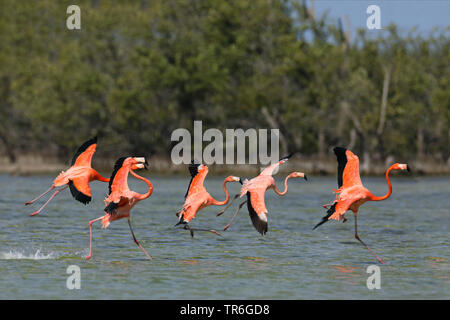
0 0 448 164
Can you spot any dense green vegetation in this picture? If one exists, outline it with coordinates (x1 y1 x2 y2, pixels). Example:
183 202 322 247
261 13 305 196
0 0 449 167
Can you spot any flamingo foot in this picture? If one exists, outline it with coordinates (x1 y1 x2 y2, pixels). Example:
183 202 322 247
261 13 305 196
29 211 39 217
85 255 92 260
25 201 32 206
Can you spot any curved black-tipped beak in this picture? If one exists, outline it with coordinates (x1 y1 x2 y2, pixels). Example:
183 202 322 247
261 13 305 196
406 165 411 172
239 178 243 185
304 175 308 181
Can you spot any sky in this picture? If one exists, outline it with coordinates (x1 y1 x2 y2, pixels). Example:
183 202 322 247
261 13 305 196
312 0 449 38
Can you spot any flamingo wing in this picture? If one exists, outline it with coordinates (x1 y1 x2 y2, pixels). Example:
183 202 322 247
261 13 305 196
104 195 130 214
68 176 92 204
71 137 98 167
334 147 362 189
313 199 354 229
108 157 128 195
247 189 268 235
179 196 205 222
185 162 199 198
260 154 292 176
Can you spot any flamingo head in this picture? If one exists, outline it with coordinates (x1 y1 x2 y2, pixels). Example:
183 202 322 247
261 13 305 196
392 163 410 172
225 176 242 184
292 172 308 180
197 163 208 173
127 157 148 170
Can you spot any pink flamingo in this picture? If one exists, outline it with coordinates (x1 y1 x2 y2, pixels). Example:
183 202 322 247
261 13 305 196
25 137 109 216
85 157 152 261
219 155 307 235
176 162 241 237
313 147 410 264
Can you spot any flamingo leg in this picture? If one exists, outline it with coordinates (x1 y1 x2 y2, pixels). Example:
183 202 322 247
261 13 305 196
25 185 55 205
223 200 247 231
29 185 68 216
217 194 239 216
85 215 104 260
183 223 221 238
128 219 152 261
354 214 385 264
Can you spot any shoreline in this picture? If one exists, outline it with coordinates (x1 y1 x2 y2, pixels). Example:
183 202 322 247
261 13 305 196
1 155 449 176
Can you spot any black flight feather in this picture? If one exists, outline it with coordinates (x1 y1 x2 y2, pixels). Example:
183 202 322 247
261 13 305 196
313 202 337 230
71 137 97 166
184 161 201 198
68 180 91 205
334 147 347 188
104 202 118 214
108 157 128 195
247 192 268 236
279 153 293 162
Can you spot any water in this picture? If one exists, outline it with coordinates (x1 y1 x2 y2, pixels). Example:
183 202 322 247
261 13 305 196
0 173 448 299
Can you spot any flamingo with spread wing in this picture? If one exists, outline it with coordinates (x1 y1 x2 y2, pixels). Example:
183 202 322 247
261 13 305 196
313 147 410 264
85 156 152 261
25 137 109 216
219 155 307 235
176 162 241 237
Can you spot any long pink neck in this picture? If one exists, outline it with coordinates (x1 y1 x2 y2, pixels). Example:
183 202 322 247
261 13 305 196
90 169 110 182
211 179 231 206
273 173 295 196
129 169 153 200
369 165 394 201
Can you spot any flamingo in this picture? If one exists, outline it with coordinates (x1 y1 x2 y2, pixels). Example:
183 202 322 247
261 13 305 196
313 147 410 264
219 155 307 235
175 162 241 237
25 137 109 216
85 157 152 261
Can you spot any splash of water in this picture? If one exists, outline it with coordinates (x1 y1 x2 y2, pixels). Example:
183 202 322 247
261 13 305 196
0 249 57 260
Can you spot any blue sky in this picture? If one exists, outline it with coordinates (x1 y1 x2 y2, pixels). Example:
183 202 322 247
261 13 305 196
312 0 449 38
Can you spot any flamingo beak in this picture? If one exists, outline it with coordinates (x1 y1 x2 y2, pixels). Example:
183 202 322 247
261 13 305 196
399 163 409 171
134 157 147 169
232 176 240 182
297 172 307 180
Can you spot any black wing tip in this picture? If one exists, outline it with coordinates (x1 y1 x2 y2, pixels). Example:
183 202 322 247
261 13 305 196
104 202 118 214
185 160 202 198
313 203 336 230
108 157 128 195
247 192 268 236
333 146 347 156
68 180 91 205
334 147 348 188
71 136 98 165
188 160 201 177
280 153 294 161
